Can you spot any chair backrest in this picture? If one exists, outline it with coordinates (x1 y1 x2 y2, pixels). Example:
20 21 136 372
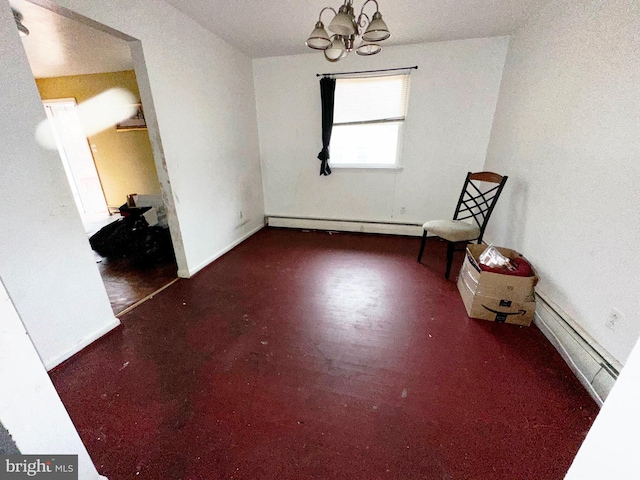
452 171 508 243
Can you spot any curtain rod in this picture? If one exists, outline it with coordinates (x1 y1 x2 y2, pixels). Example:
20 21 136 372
316 65 418 77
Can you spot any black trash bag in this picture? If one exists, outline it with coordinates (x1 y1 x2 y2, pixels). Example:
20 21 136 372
90 214 174 265
128 226 175 266
89 216 149 258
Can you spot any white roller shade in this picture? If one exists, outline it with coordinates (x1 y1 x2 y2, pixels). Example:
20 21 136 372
333 74 410 124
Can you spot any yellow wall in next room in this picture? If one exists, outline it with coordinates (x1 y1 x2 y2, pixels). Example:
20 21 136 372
36 70 161 207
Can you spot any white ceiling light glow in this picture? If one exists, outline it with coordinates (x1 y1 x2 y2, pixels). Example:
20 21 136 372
306 0 390 62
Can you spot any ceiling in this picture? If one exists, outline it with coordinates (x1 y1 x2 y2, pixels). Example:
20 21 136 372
9 0 133 78
7 0 550 78
162 0 551 58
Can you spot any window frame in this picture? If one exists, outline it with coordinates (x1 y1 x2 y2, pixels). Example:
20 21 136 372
329 74 410 171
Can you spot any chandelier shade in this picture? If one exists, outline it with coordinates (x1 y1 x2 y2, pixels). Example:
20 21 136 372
324 36 348 62
328 5 357 36
306 21 332 50
306 0 390 62
355 43 381 56
362 12 390 42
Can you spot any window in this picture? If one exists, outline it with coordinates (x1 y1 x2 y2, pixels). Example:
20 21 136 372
330 74 410 169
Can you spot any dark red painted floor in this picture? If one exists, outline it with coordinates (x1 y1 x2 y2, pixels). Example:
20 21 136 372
51 228 597 480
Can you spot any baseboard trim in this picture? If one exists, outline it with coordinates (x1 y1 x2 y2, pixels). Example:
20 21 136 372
44 317 121 371
534 291 620 406
178 223 265 278
267 215 423 237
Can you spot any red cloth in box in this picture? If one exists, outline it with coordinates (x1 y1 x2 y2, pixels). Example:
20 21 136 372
480 257 533 277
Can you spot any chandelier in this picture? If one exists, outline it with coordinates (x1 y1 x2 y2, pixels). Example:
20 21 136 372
305 0 390 62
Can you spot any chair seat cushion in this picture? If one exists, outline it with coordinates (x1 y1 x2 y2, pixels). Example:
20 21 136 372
423 220 481 242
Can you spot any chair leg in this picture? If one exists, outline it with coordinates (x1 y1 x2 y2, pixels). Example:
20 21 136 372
417 230 427 263
445 241 455 279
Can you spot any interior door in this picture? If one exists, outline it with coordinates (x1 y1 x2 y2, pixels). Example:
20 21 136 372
43 99 109 217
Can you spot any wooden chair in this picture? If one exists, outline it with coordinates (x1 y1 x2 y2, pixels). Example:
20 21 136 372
417 171 508 279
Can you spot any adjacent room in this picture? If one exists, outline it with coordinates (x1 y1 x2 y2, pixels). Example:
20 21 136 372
1 0 638 479
14 0 179 316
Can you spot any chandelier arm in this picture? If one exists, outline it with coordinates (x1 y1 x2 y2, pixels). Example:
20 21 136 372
358 0 379 18
356 0 379 34
317 6 338 23
357 12 370 30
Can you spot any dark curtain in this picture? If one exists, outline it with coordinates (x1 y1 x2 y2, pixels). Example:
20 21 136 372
317 76 336 176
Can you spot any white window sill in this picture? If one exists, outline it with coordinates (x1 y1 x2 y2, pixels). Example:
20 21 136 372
330 164 404 172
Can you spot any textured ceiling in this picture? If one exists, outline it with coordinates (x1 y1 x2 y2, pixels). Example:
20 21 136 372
162 0 551 58
9 0 133 78
7 0 551 78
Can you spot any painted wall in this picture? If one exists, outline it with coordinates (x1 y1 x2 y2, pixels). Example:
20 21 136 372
36 71 162 207
564 335 640 479
0 0 264 367
0 0 263 474
483 0 640 363
45 0 265 277
253 38 509 225
0 280 105 479
0 2 118 370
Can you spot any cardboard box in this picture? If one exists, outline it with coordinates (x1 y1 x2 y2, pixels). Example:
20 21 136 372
457 245 538 326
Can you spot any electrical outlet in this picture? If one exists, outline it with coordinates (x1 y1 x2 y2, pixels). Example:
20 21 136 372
605 307 625 331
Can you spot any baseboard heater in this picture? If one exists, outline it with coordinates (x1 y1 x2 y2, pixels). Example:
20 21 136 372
534 292 621 406
266 215 423 237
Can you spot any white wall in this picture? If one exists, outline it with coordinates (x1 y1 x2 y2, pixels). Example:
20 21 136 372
48 0 265 277
254 38 509 225
0 2 118 369
483 0 640 363
564 335 640 479
0 280 105 480
0 0 265 367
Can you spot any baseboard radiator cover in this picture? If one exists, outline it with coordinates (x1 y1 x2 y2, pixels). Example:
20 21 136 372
534 292 621 406
267 215 423 237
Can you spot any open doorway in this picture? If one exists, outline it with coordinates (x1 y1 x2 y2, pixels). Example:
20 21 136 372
43 98 111 224
13 0 179 315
